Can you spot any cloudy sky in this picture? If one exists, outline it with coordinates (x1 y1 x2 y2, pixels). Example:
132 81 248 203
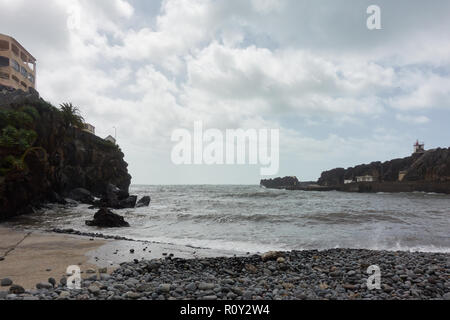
1 0 449 184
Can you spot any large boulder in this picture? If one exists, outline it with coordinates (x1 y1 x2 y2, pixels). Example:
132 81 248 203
106 183 129 201
67 188 94 204
85 208 130 228
136 196 151 208
94 195 137 209
47 191 67 205
93 184 134 209
118 195 137 209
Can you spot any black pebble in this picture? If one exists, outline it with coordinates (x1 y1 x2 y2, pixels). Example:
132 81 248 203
48 277 56 287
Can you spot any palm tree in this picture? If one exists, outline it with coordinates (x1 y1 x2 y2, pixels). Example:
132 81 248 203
59 103 85 128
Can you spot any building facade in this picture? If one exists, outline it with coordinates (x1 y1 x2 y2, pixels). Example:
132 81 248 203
83 123 96 135
356 175 374 183
0 33 36 91
105 135 116 145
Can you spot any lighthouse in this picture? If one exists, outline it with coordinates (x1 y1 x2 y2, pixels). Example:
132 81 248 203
413 140 425 154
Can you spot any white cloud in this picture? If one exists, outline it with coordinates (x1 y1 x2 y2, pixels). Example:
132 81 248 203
251 0 285 14
115 0 135 18
1 0 449 183
390 73 450 111
396 114 431 124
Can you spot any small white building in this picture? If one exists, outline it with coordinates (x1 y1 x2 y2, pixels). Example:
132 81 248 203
83 123 95 135
344 179 354 184
105 135 116 145
356 175 374 183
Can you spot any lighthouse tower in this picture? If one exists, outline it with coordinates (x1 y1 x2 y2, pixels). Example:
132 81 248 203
413 140 425 154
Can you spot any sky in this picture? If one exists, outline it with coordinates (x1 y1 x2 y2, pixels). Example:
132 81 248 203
0 0 449 184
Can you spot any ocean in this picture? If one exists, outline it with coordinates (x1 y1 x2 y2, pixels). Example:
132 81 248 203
5 185 450 254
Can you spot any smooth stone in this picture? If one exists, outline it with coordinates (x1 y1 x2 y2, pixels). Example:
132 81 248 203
276 257 286 264
48 278 56 287
158 284 171 293
1 278 13 286
198 283 215 291
125 291 141 299
186 283 197 292
88 285 100 295
36 282 53 290
9 285 25 294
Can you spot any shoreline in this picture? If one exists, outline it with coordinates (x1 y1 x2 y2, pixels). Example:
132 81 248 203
1 225 449 300
0 226 243 291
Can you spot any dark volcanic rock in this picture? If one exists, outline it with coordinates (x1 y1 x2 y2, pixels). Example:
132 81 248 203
0 87 132 221
67 188 94 204
6 249 448 301
318 148 450 187
118 196 137 209
8 285 25 294
106 183 129 201
136 196 151 208
92 183 135 209
260 176 300 189
47 191 66 205
85 208 130 228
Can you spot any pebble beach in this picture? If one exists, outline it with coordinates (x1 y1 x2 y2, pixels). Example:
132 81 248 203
1 226 449 301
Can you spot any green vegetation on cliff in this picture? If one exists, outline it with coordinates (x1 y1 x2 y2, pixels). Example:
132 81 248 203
0 88 131 219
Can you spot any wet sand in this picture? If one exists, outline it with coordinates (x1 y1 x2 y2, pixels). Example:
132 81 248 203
0 227 106 289
0 226 241 290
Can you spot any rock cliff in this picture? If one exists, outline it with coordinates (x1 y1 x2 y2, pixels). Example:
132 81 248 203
260 176 300 189
0 86 131 220
318 148 450 186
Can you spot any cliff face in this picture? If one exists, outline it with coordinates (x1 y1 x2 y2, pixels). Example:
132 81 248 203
0 87 131 220
318 148 450 186
260 176 300 189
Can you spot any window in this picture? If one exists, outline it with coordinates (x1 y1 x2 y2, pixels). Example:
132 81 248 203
0 56 9 67
12 75 19 83
0 72 9 79
11 59 20 72
0 40 9 51
20 51 28 62
20 81 27 89
20 66 27 78
28 74 34 84
11 44 19 56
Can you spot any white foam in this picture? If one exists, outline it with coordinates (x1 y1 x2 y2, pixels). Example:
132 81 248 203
141 236 290 254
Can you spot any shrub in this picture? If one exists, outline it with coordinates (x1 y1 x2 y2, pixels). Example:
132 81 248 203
21 105 40 121
9 110 34 128
0 125 37 151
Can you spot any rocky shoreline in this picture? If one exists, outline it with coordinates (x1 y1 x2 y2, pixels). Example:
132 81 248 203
1 248 449 300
